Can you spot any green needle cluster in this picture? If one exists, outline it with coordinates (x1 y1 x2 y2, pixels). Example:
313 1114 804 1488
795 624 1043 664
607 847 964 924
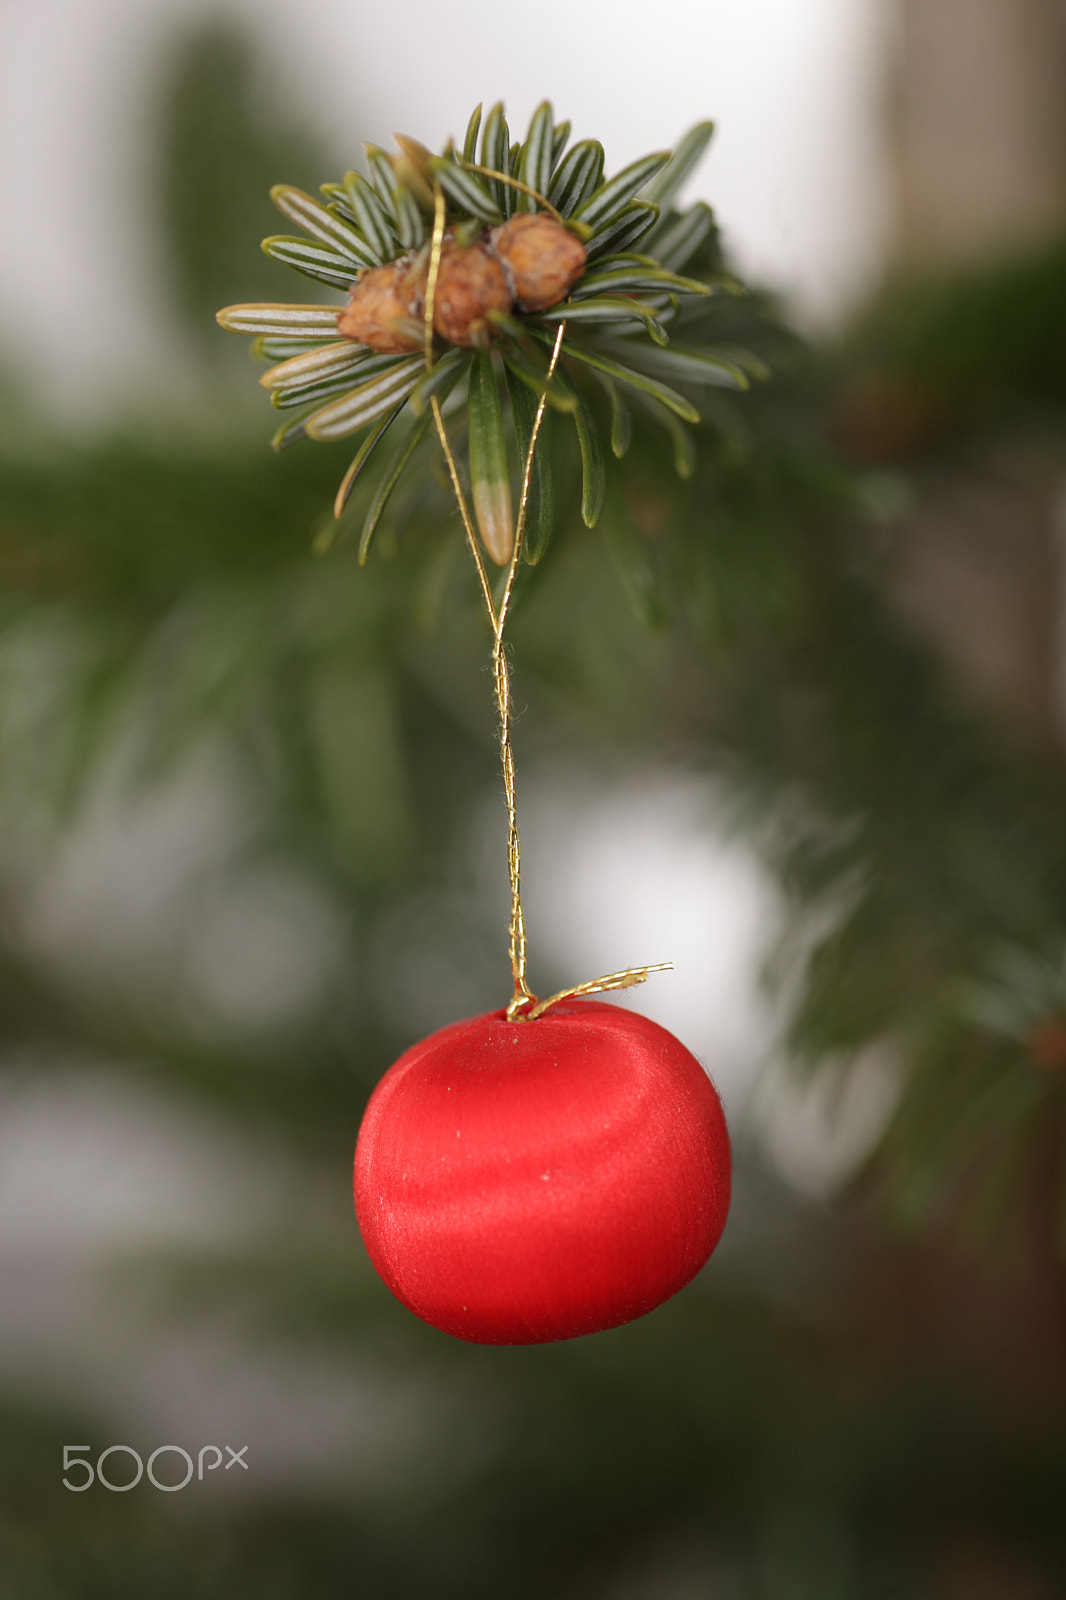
217 100 765 566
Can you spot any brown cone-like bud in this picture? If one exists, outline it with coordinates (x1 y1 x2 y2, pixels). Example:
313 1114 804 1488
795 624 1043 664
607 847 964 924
338 260 422 353
433 241 513 349
493 214 587 312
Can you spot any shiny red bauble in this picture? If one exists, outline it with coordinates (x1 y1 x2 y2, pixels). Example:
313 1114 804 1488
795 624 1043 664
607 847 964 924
354 1000 730 1344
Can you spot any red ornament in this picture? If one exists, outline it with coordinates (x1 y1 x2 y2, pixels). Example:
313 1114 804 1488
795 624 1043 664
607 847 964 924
354 1000 731 1344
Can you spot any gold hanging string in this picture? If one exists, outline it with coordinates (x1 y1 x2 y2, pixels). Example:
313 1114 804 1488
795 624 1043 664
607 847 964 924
495 318 565 1014
423 178 671 1021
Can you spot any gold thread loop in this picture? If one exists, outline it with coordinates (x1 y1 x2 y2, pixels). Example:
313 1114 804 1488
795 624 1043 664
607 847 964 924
496 321 565 1016
523 963 674 1022
423 178 670 1023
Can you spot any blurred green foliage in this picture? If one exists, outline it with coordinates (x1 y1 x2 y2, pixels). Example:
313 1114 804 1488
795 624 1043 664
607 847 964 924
3 18 1066 1600
6 1270 1066 1600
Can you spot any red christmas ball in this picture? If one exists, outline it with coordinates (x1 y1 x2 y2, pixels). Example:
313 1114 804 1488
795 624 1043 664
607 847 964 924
354 1000 730 1344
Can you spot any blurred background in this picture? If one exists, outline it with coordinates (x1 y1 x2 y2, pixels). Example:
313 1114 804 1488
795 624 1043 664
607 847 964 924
2 0 1066 1595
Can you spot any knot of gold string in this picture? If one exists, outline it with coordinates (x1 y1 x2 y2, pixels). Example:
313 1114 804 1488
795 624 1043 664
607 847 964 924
423 178 671 1021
